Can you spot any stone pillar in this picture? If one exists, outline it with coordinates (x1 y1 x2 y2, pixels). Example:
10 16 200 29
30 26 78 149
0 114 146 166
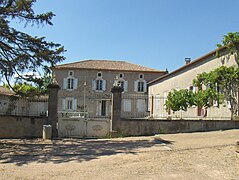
47 79 60 138
111 86 123 131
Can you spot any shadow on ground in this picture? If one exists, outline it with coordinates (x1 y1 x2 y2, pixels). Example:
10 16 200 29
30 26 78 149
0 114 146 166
0 137 174 166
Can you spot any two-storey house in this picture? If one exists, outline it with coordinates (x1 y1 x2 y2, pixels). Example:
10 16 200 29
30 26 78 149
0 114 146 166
53 60 165 118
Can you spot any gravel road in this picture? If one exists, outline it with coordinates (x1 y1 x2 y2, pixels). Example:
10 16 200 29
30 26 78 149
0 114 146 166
0 129 238 180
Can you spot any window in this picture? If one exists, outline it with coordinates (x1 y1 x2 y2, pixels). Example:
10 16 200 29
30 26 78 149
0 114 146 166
118 81 124 89
67 78 74 89
67 99 73 110
139 74 144 79
123 99 131 112
96 79 103 90
119 73 124 78
137 99 146 112
92 79 106 91
97 72 102 77
155 95 160 112
138 81 145 92
62 98 77 111
63 72 78 90
68 71 74 76
63 77 77 90
135 75 146 93
134 80 146 92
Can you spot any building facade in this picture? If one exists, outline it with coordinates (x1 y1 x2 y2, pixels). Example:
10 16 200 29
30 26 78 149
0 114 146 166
53 60 165 118
148 48 237 120
0 86 48 116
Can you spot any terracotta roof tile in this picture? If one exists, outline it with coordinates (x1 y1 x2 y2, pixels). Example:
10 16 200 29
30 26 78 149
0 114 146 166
0 86 14 96
54 60 163 73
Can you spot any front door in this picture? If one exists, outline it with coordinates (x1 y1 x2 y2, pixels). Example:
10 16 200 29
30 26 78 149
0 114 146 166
101 100 106 116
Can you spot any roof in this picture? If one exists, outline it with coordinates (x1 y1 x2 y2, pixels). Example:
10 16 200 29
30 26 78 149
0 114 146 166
54 60 164 73
148 46 227 86
0 86 14 96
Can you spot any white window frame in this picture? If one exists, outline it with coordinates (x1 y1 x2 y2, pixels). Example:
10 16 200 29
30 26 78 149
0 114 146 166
137 99 146 112
123 99 131 112
137 81 145 92
93 78 106 92
96 79 103 91
155 94 160 112
63 77 78 90
67 99 73 110
62 98 77 111
134 75 146 93
67 78 74 89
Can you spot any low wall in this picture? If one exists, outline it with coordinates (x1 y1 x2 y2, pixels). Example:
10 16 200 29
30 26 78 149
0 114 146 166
0 115 47 138
116 119 239 136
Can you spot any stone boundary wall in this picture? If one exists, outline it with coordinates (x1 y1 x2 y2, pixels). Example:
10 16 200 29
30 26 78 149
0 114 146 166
0 115 47 138
116 119 239 136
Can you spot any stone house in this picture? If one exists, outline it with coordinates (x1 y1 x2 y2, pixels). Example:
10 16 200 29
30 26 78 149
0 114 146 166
148 47 237 120
0 86 48 116
53 60 165 118
0 86 15 115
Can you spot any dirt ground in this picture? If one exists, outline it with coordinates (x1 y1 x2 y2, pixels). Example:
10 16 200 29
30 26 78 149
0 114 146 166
0 129 239 180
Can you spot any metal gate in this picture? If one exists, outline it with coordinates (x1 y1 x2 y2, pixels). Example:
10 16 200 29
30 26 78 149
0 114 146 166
58 116 111 138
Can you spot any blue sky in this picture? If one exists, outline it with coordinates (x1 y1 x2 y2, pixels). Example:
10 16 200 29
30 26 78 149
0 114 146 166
11 0 239 72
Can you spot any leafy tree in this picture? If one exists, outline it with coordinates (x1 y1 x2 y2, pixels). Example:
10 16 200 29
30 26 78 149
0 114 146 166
3 72 51 96
0 0 65 87
166 89 195 112
193 66 239 119
216 32 239 64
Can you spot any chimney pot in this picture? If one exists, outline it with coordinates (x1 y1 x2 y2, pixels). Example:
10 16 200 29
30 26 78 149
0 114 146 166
185 58 191 64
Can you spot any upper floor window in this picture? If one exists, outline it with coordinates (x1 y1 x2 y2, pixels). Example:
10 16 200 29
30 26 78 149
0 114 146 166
63 70 78 90
67 78 74 89
134 74 146 93
137 81 145 92
116 74 128 91
92 72 106 92
118 80 124 89
96 79 103 91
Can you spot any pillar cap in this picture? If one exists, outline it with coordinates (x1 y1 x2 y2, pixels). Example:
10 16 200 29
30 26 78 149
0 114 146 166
111 86 124 93
47 74 60 89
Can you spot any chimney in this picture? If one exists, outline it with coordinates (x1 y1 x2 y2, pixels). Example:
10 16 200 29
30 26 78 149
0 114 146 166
185 58 191 65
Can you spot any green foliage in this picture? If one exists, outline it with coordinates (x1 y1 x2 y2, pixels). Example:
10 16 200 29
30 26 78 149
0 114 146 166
216 32 239 64
12 82 37 97
167 66 239 119
166 89 195 112
3 73 51 97
193 66 239 118
0 0 65 86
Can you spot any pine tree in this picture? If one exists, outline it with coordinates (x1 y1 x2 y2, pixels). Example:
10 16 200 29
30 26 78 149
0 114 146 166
0 0 65 87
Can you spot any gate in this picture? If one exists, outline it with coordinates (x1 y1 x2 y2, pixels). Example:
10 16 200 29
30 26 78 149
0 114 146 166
58 114 110 138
